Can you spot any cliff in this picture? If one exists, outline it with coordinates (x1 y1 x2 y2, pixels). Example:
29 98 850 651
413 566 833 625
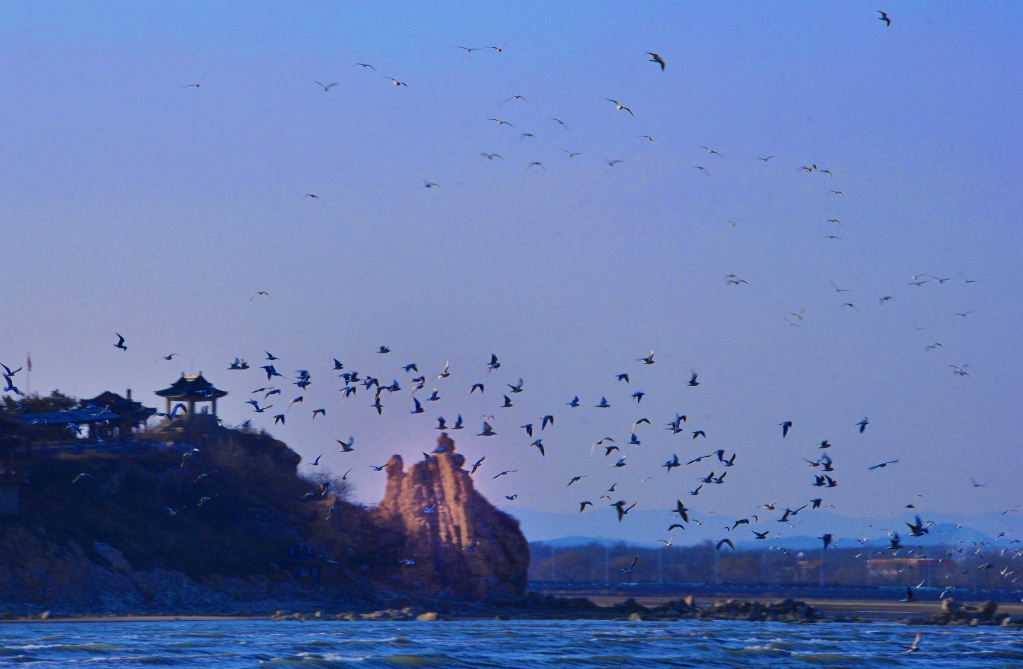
0 426 529 614
374 433 530 602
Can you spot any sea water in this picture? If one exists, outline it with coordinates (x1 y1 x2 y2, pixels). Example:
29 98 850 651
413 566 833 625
1 619 1021 668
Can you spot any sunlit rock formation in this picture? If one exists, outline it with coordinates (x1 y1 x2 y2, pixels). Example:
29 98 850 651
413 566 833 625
375 433 529 602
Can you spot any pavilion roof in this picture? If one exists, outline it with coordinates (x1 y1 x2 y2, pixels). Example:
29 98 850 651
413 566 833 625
155 374 228 400
82 391 157 418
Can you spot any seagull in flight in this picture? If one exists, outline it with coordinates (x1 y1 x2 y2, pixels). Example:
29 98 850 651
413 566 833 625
605 98 634 115
878 10 892 26
314 81 340 92
646 52 666 70
385 76 408 87
114 333 127 351
620 556 640 574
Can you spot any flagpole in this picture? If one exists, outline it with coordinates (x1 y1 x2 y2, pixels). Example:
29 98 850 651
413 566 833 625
26 353 31 396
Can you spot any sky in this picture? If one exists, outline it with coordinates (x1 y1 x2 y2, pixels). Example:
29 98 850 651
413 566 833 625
2 1 1021 545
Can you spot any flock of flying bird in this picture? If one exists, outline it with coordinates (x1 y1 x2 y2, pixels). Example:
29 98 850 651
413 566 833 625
2 9 1014 653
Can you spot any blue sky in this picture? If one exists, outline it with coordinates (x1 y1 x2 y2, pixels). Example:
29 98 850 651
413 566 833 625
2 1 1021 543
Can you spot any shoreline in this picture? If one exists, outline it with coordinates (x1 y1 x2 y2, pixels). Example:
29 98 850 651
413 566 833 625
3 595 1021 626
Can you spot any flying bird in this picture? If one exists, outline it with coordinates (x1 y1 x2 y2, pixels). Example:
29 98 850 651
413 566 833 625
611 499 637 522
906 515 929 537
646 52 666 70
672 500 689 523
878 10 892 26
114 333 127 351
780 421 793 437
314 81 340 92
605 98 635 115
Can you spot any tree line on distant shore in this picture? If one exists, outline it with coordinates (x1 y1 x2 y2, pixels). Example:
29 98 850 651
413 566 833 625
528 541 1017 592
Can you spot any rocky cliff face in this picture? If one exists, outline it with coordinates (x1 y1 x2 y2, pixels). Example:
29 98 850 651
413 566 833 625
375 433 529 603
0 427 529 614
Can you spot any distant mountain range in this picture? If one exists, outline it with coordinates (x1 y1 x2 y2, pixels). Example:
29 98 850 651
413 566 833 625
506 505 1022 550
